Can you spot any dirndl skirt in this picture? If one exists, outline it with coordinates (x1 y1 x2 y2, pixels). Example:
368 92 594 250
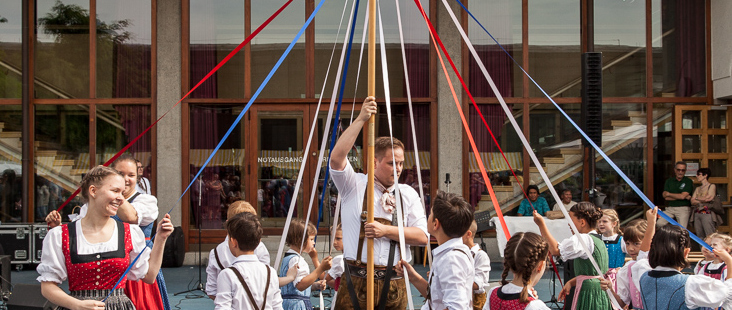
57 289 135 310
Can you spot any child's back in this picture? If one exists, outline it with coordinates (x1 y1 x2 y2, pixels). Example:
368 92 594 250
427 238 474 310
214 256 281 310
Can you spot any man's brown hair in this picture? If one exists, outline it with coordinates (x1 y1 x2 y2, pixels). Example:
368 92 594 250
374 137 404 160
286 218 317 247
226 212 262 252
431 191 474 238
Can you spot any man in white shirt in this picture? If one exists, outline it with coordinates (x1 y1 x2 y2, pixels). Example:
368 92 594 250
330 97 429 310
553 189 577 211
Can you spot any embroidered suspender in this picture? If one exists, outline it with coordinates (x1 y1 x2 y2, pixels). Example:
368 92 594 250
229 265 271 310
214 248 225 270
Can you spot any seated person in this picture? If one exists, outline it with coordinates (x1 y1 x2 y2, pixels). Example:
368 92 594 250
517 185 550 216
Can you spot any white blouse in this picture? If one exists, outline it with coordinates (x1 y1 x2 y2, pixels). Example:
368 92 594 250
36 220 150 284
558 230 599 261
483 283 550 310
286 250 310 288
615 250 649 305
73 193 159 227
327 255 344 280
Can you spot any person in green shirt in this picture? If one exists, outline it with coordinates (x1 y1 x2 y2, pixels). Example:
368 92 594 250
659 161 694 228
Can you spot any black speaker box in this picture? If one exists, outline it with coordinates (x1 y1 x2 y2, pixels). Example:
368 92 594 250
6 284 57 310
581 52 603 147
1 255 10 293
162 226 185 268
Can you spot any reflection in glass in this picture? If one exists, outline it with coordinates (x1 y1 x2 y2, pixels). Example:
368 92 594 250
96 105 151 167
96 0 152 98
35 0 90 99
468 0 521 98
682 135 701 153
652 0 706 97
709 160 727 178
708 110 727 129
528 0 580 97
681 110 701 129
251 0 305 98
0 1 22 98
257 111 302 226
0 106 23 222
708 135 727 153
189 105 245 229
189 0 246 98
34 105 89 222
594 0 645 97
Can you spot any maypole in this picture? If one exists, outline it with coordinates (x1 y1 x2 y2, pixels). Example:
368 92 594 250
366 0 377 308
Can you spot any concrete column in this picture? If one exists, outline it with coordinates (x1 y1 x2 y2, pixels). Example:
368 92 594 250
156 0 182 226
712 0 732 100
436 1 463 193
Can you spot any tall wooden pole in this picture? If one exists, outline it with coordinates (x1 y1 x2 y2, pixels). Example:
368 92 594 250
366 0 376 308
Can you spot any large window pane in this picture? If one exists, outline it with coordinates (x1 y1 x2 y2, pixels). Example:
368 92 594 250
97 0 152 98
528 0 580 98
0 105 23 222
252 0 305 99
36 0 90 99
595 0 646 97
467 103 523 211
652 0 705 97
189 0 246 98
34 105 89 222
0 2 22 98
468 0 522 98
96 105 151 171
653 103 675 204
189 104 245 229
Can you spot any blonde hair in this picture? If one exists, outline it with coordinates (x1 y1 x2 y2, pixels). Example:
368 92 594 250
708 233 732 252
601 209 621 235
227 200 256 220
80 166 123 201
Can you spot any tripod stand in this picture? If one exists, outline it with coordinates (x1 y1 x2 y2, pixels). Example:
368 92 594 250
175 176 206 296
546 256 563 309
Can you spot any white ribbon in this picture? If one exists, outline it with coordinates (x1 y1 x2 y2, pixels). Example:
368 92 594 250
438 1 621 308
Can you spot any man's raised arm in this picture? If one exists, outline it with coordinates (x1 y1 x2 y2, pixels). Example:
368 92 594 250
330 96 377 171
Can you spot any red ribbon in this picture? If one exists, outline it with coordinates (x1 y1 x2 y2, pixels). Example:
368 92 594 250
55 0 295 213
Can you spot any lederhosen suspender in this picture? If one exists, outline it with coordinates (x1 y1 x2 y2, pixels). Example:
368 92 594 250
229 265 271 310
214 248 225 270
345 187 406 310
426 248 471 310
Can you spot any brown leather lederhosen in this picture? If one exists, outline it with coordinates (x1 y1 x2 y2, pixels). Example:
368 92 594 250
426 248 472 310
228 264 271 310
343 187 406 310
470 249 487 310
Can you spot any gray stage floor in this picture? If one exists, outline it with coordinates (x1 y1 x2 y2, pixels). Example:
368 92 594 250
5 262 567 309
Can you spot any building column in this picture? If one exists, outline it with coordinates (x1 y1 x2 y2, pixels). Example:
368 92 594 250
156 0 182 226
711 0 732 100
436 1 463 193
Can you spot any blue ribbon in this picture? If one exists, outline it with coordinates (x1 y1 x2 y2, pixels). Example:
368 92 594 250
104 0 331 301
316 0 361 235
454 0 711 251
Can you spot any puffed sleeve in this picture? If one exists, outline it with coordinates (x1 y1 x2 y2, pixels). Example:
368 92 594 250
615 264 631 305
558 234 595 261
125 225 151 281
36 226 66 284
290 255 309 289
130 194 159 227
686 274 732 309
328 255 344 279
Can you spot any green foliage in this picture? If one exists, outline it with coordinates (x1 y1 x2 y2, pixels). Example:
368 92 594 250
38 0 131 44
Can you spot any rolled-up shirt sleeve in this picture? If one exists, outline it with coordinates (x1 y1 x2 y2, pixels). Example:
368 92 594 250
36 227 66 284
686 275 732 309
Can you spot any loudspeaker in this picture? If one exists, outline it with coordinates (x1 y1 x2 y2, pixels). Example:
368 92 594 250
1 255 10 293
162 226 185 268
6 284 57 310
581 52 603 147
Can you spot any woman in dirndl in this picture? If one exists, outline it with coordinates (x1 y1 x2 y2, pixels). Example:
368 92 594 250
36 165 173 310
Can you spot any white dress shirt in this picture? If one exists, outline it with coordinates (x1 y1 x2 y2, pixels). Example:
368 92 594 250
470 244 491 294
483 283 550 310
206 236 270 296
422 238 474 310
73 193 159 227
330 162 428 265
214 254 282 310
635 257 732 309
37 221 150 283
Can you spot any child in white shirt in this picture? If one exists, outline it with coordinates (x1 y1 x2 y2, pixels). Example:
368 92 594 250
463 220 490 310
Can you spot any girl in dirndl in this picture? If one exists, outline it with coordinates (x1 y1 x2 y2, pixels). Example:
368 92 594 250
36 166 173 310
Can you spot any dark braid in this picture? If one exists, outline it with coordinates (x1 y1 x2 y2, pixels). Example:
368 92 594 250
503 232 549 303
569 202 604 228
80 166 123 201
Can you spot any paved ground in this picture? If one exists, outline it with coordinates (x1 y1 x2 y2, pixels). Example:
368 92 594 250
6 262 568 309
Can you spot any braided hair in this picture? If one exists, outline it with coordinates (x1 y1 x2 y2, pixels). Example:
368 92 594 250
501 232 549 303
80 165 123 201
569 202 604 229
